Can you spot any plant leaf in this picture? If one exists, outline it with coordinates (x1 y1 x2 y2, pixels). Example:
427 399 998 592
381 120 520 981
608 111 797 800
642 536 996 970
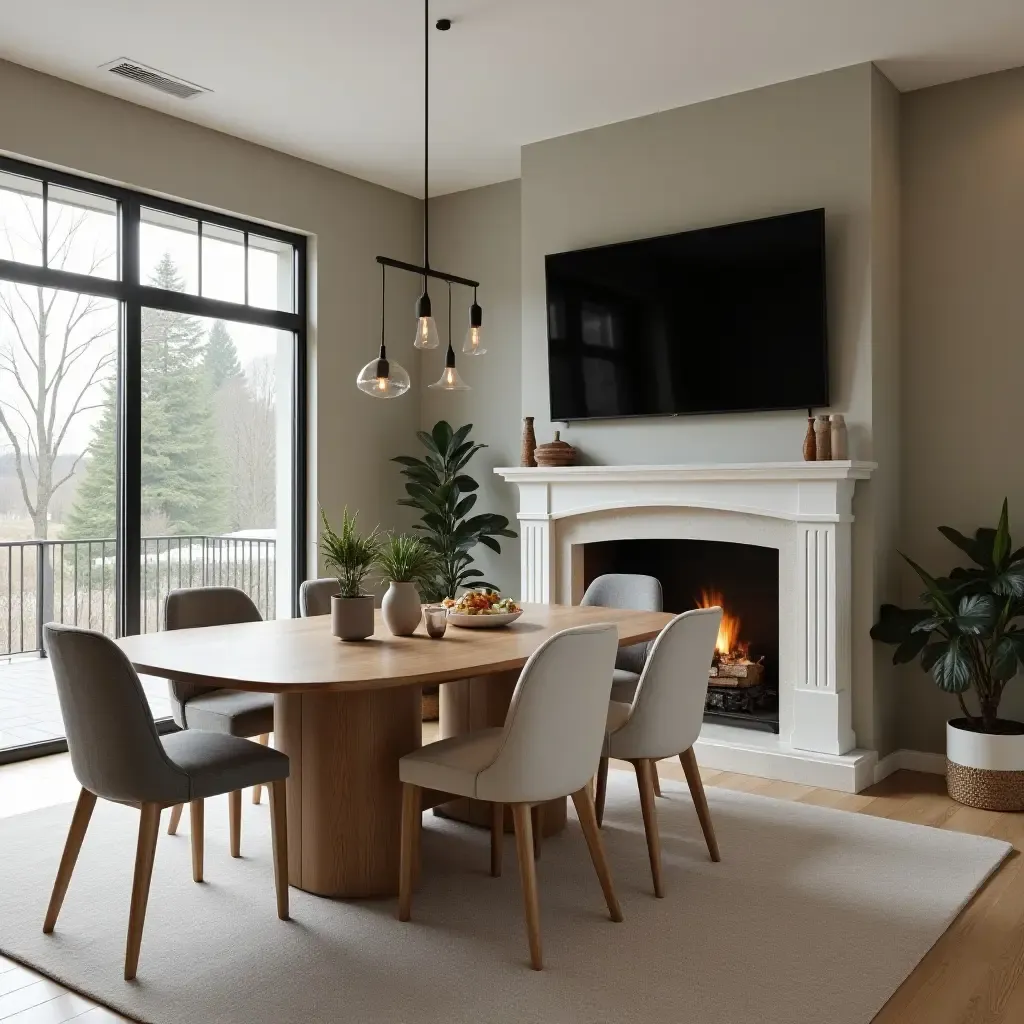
454 494 478 518
932 636 971 692
392 455 427 469
431 420 453 456
893 631 931 665
938 525 987 566
870 604 931 645
955 593 996 635
452 474 479 492
901 553 956 616
449 423 473 454
920 641 947 673
478 535 501 554
991 635 1021 683
992 561 1024 598
993 498 1011 568
416 430 440 455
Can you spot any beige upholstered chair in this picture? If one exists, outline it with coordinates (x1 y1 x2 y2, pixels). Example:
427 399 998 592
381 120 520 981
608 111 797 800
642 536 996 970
163 587 275 852
397 623 622 971
596 607 722 898
299 577 340 618
42 624 290 980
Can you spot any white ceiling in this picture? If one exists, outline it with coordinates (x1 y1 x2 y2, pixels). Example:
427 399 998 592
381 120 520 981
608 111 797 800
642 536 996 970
2 0 1024 197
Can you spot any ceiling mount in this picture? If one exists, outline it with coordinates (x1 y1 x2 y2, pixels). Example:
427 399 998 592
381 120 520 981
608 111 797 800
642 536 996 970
435 18 451 31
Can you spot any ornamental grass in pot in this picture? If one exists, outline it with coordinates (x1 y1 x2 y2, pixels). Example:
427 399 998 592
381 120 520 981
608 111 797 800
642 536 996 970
871 500 1024 810
376 534 440 637
319 507 381 641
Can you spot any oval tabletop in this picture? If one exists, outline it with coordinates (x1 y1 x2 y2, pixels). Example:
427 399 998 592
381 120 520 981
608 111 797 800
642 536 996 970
115 603 672 693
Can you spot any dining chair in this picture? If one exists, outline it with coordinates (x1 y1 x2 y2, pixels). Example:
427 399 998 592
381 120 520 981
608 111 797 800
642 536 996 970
163 587 275 853
42 623 290 981
299 577 340 617
596 606 722 898
397 623 622 971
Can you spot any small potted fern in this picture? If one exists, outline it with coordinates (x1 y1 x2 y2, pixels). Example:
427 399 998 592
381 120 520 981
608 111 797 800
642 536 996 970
319 507 382 641
376 534 440 636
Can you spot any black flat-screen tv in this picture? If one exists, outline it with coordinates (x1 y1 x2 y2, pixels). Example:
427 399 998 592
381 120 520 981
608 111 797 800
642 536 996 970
545 209 828 421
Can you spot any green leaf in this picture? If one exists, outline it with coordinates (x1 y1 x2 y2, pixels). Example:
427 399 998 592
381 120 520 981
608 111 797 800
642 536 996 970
431 420 453 456
453 494 478 518
955 593 996 635
991 635 1021 683
993 498 1011 568
478 535 501 554
452 474 479 492
920 641 947 673
939 526 989 567
910 616 946 634
870 604 931 645
893 631 930 665
901 553 956 616
992 561 1024 598
392 455 428 469
416 430 440 456
932 636 971 693
449 423 473 454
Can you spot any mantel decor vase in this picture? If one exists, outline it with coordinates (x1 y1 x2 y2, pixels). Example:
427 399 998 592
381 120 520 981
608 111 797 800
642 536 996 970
381 581 423 637
534 431 577 468
829 414 848 460
331 594 374 642
521 416 537 468
802 417 816 461
814 415 832 460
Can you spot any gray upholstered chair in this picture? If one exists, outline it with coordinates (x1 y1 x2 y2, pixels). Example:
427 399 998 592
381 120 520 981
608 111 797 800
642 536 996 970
299 577 339 618
163 587 275 852
597 607 722 897
42 623 290 981
397 624 623 971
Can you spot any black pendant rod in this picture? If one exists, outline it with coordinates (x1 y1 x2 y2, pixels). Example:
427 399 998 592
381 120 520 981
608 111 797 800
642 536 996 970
423 0 429 277
376 255 479 289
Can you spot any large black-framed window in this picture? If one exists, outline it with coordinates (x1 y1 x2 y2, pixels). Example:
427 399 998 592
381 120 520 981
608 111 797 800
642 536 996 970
0 154 307 760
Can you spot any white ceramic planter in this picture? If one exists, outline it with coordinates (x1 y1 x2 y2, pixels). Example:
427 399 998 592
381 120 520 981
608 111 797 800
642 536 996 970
381 581 423 636
946 718 1024 811
331 594 375 641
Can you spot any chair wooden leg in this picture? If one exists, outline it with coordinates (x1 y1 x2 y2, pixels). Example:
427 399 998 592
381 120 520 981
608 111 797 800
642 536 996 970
634 759 664 898
570 786 623 922
190 799 204 883
43 788 97 934
512 803 543 970
595 755 609 828
229 789 242 858
531 804 543 860
253 734 270 805
167 803 183 836
268 779 289 920
490 801 503 878
124 803 161 981
680 747 720 862
652 762 662 797
398 783 422 922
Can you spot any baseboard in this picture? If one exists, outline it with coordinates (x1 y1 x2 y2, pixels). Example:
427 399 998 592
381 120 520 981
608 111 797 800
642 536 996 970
873 748 947 783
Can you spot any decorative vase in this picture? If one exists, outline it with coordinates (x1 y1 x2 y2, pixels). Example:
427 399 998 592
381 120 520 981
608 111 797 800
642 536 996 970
381 581 423 636
946 718 1024 811
534 431 577 467
521 416 537 468
802 417 817 461
331 594 374 641
829 414 848 460
814 415 831 460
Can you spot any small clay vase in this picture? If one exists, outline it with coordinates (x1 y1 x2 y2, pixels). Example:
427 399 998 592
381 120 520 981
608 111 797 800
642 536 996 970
521 416 537 467
829 414 848 460
331 594 374 641
814 415 832 461
802 417 817 461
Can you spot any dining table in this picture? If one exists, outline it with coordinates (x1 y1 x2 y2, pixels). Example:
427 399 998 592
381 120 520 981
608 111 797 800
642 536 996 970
115 602 672 899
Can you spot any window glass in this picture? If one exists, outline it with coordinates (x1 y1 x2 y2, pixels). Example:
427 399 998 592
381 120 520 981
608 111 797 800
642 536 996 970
0 171 44 266
141 208 198 294
201 222 245 303
47 185 118 279
248 234 295 312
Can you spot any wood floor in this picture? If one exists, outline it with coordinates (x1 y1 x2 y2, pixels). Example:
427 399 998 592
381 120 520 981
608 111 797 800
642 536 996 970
1 751 1022 1023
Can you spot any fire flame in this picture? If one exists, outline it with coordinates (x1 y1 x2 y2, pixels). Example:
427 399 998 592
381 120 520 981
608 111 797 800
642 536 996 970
697 589 742 656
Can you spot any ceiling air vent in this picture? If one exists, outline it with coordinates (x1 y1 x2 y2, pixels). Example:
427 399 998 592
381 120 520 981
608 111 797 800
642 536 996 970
99 59 210 100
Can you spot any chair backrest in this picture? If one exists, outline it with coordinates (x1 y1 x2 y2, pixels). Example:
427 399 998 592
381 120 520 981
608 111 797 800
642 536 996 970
612 607 722 760
475 624 619 805
163 587 263 722
581 573 663 674
299 577 340 617
44 623 187 806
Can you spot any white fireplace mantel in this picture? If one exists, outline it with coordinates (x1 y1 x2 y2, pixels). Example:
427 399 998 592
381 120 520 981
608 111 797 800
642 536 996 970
495 461 878 792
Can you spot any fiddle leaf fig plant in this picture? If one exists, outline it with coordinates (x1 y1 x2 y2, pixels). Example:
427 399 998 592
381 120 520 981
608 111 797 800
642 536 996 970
393 420 517 600
870 499 1024 732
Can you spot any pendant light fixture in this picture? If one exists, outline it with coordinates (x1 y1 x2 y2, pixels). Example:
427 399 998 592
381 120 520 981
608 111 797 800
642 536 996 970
357 263 411 398
360 3 484 398
429 283 470 390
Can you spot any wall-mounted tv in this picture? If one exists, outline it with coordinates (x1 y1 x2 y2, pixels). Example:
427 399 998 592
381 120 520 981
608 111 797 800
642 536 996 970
545 209 828 421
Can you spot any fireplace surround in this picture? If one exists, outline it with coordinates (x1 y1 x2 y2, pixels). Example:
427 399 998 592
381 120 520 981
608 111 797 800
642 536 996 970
495 461 877 791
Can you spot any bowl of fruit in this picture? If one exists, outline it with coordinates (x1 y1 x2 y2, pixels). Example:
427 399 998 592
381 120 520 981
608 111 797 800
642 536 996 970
443 590 523 628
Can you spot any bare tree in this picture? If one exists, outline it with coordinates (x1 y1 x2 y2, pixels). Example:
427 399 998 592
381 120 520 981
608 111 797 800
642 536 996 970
0 198 116 538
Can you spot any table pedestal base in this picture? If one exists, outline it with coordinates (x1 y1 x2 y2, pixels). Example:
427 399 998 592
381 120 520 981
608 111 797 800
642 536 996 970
274 687 421 898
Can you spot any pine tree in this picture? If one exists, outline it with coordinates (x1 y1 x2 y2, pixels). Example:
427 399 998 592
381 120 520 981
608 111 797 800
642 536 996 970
65 254 227 538
205 320 243 389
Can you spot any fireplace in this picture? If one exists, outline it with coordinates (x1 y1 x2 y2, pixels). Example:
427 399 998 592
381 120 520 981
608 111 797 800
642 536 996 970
583 539 780 732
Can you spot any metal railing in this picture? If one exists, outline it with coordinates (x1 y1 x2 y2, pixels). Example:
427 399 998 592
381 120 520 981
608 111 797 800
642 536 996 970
0 534 276 656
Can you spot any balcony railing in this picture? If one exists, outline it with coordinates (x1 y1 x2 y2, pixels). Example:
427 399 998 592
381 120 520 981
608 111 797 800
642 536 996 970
0 535 276 656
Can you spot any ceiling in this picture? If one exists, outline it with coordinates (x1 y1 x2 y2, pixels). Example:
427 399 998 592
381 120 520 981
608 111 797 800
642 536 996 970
2 0 1024 197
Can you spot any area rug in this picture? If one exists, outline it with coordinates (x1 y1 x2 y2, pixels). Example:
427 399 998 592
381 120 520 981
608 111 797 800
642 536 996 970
0 772 1011 1024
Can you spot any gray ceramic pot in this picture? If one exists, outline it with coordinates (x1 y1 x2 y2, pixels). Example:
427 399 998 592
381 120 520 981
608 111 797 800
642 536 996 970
381 581 423 636
331 594 374 641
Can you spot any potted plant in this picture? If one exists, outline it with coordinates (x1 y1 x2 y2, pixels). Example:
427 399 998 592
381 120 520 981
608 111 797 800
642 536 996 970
376 534 440 637
319 506 382 641
871 500 1024 810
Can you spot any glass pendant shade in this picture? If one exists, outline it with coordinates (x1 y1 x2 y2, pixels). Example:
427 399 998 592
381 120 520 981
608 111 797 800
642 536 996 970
428 362 470 391
356 354 410 399
413 314 440 349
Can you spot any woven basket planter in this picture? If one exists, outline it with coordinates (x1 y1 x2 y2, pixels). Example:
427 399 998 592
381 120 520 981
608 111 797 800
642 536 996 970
946 718 1024 812
421 688 440 722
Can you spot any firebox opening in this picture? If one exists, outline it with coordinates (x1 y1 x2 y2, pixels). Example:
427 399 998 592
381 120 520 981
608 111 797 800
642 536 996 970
582 538 780 733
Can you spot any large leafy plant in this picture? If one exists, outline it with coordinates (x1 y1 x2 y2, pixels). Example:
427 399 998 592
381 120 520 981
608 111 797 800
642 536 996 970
871 500 1024 732
393 421 516 600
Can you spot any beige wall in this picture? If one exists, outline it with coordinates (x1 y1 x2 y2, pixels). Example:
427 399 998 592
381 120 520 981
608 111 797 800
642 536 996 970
421 181 522 597
0 58 424 576
899 66 1024 752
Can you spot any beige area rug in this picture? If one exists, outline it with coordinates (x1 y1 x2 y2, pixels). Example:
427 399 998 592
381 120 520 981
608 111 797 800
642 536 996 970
0 772 1011 1024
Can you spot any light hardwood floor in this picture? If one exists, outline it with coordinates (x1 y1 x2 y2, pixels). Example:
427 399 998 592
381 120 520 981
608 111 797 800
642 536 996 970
1 750 1022 1023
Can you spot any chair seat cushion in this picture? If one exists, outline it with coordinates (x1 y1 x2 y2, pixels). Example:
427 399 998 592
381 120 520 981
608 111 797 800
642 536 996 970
606 700 632 734
161 731 289 801
182 688 275 737
399 728 503 799
610 668 641 703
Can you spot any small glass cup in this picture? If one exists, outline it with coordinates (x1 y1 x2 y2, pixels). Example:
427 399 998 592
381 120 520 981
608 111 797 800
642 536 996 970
424 605 448 639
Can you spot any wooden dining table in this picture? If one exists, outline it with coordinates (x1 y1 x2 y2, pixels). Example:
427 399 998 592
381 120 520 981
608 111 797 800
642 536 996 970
116 603 671 899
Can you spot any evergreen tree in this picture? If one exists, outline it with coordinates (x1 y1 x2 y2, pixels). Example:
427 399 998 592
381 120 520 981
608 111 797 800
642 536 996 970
66 254 227 538
205 320 243 389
